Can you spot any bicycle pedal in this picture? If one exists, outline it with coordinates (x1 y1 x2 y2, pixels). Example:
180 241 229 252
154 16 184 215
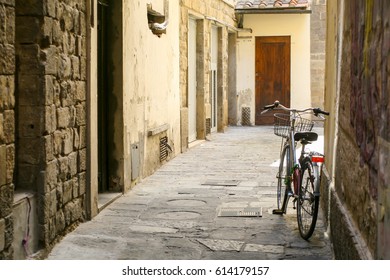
272 209 284 215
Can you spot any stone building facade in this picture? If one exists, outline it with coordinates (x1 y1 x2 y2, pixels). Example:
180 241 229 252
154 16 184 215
310 0 326 108
179 0 237 150
323 0 389 259
0 0 88 259
0 0 16 260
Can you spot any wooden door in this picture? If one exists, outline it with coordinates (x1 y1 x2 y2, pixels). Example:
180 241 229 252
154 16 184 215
255 36 290 125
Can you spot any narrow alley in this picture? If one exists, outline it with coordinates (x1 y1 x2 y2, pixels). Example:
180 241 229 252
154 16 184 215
47 126 333 260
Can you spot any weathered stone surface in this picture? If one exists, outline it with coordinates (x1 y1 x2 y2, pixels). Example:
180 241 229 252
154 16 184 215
0 44 14 75
17 44 40 75
56 106 70 129
18 106 42 138
0 76 15 110
41 46 58 75
15 16 40 44
18 75 41 106
0 145 6 186
5 144 14 184
3 110 13 144
0 218 5 251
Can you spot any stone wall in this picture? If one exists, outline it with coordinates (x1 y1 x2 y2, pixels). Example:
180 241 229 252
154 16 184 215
0 0 15 260
179 0 236 151
310 0 326 108
323 0 390 259
14 0 87 252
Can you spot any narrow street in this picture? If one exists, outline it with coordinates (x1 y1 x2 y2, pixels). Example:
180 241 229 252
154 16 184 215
47 126 333 260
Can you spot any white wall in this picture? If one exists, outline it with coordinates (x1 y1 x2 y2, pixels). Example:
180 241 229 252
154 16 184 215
236 13 311 120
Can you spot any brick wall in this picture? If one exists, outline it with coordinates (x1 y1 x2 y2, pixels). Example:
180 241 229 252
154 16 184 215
0 0 15 260
14 0 87 251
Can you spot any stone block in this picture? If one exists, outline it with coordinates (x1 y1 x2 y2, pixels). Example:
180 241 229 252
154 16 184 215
56 106 70 129
75 102 86 126
3 110 13 144
73 127 79 149
58 53 71 79
0 75 15 110
15 16 40 44
60 80 75 107
52 130 62 156
17 44 41 75
61 5 74 32
44 0 56 18
18 105 42 138
15 0 44 16
80 56 86 80
78 172 86 196
72 176 78 198
52 19 62 46
68 151 77 177
0 184 13 217
44 134 54 162
49 188 56 217
0 113 4 144
18 137 41 165
17 164 38 189
79 125 86 148
62 180 73 204
0 44 14 75
45 159 58 186
44 104 56 134
0 145 6 186
62 128 73 155
0 218 4 251
75 81 85 102
55 210 65 233
63 32 75 54
77 148 86 172
41 46 58 75
58 156 69 181
71 55 80 79
18 74 41 106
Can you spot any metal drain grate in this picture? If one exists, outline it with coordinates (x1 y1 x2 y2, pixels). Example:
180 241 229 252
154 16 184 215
160 136 168 162
218 207 262 217
202 180 240 186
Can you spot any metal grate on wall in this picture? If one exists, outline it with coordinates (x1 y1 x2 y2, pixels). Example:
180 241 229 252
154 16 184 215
160 136 168 162
242 107 251 126
206 118 211 135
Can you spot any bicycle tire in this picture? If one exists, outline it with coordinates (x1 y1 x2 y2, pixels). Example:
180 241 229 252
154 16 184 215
297 157 319 240
277 144 291 212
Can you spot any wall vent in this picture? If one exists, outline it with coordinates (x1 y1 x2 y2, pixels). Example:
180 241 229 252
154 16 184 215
206 118 211 135
242 107 251 126
160 136 168 162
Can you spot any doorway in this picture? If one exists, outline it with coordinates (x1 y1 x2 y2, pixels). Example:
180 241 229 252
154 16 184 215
188 18 197 143
97 0 123 203
210 25 219 132
255 36 290 125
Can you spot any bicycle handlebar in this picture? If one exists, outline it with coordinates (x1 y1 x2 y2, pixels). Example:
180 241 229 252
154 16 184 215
261 100 330 117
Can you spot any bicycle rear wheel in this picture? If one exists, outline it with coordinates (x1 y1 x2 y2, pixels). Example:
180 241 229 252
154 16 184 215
297 157 319 240
277 144 291 212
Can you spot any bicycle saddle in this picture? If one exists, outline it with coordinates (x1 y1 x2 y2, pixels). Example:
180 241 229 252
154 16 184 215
294 132 318 142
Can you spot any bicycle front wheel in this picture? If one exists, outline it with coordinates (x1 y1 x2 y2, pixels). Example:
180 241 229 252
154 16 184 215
277 144 291 211
297 157 319 240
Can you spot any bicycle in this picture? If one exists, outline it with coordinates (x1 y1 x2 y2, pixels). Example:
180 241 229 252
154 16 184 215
261 100 329 240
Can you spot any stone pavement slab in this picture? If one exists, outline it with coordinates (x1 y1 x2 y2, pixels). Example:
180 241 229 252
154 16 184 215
47 126 334 260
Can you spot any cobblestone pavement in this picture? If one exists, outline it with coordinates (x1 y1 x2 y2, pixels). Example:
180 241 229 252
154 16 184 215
47 126 334 260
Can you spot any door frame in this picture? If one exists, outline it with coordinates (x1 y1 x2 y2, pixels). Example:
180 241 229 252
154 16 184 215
255 36 291 125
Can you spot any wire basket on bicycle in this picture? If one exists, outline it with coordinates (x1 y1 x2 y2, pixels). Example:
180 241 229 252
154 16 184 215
273 113 314 138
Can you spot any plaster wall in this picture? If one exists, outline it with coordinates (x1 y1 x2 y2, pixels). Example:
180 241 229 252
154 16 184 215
236 13 311 124
122 1 181 179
